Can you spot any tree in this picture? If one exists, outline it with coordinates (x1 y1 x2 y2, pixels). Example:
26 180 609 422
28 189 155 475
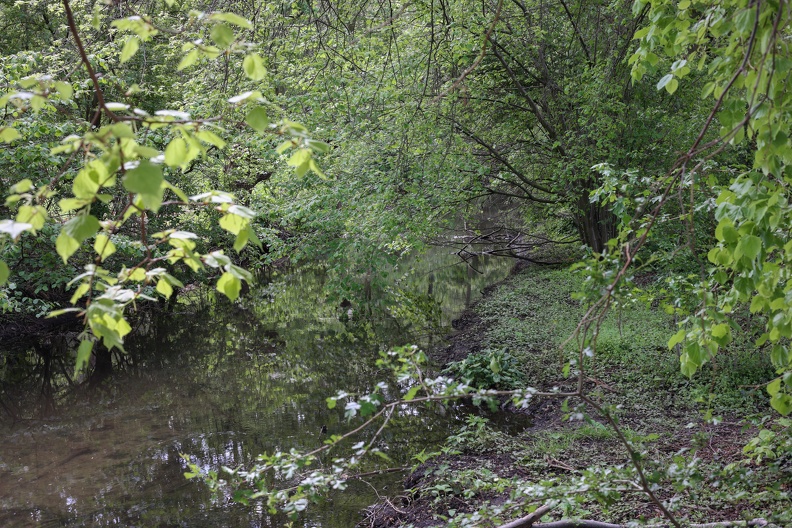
609 0 792 413
191 0 792 524
0 0 328 371
3 0 792 525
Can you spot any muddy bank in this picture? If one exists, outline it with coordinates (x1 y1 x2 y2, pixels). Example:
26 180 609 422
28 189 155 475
435 260 536 365
361 264 565 528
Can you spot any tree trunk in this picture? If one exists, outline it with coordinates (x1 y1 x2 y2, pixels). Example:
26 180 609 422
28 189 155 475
574 192 615 254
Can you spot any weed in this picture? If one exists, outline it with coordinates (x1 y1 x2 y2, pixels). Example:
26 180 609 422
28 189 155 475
444 348 527 390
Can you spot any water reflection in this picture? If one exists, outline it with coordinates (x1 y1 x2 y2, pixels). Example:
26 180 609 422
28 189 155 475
0 247 512 527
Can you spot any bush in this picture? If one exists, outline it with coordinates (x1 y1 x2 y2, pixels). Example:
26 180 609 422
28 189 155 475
444 348 527 390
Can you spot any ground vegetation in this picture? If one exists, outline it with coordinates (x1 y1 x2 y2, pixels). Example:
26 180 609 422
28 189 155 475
1 0 792 526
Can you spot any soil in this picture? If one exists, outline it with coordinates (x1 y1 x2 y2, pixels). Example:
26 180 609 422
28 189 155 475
360 454 529 528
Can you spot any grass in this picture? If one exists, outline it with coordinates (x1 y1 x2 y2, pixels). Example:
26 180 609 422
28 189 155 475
472 266 773 417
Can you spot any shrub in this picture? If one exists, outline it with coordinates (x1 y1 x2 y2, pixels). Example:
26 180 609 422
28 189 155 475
444 348 527 390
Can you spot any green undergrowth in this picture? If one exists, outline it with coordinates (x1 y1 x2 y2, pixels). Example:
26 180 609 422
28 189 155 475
396 265 789 527
471 266 773 416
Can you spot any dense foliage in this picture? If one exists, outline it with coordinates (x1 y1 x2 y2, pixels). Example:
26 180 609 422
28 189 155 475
2 0 792 525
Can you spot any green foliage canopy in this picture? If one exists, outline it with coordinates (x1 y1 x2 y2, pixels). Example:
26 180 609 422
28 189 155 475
0 0 328 371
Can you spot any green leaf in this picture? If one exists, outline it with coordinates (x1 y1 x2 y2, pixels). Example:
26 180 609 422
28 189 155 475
767 378 781 396
737 234 762 261
59 198 89 212
72 163 105 199
91 5 101 29
0 260 8 286
124 161 163 195
210 23 234 48
56 232 79 263
770 345 790 368
177 49 200 71
164 182 189 202
680 341 709 378
0 127 21 142
54 81 74 99
216 271 241 302
56 214 99 264
120 37 140 63
123 161 164 210
306 139 331 153
276 140 294 154
30 95 46 111
245 107 270 132
665 78 679 95
127 268 146 281
770 393 792 416
112 123 135 138
70 283 90 304
195 130 227 148
16 205 45 231
295 162 310 177
219 213 247 235
711 323 731 346
10 179 33 193
63 214 100 242
157 278 174 299
233 228 249 252
201 45 221 60
489 355 502 374
47 307 82 318
94 234 117 262
131 145 158 160
667 329 685 349
309 159 326 179
286 149 311 168
404 385 420 401
227 264 253 282
165 137 188 168
735 8 757 36
74 340 94 377
715 219 739 243
210 12 253 29
243 53 266 81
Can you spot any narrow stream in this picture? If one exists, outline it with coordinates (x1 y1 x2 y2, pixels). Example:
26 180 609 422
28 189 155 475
0 247 513 527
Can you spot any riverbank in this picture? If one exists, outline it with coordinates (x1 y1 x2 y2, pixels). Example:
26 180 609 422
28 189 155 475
362 264 789 527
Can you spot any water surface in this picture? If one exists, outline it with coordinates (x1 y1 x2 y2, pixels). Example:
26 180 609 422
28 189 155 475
0 247 512 527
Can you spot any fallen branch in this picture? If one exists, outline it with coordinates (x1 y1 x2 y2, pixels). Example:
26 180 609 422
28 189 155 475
498 503 555 528
498 507 769 528
532 521 768 528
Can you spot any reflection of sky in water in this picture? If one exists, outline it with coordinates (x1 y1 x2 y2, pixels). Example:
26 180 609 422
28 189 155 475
0 247 513 527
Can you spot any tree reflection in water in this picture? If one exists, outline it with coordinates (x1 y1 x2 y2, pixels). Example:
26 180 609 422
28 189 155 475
0 246 512 527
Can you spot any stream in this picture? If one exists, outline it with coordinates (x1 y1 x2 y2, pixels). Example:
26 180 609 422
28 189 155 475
0 247 513 527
